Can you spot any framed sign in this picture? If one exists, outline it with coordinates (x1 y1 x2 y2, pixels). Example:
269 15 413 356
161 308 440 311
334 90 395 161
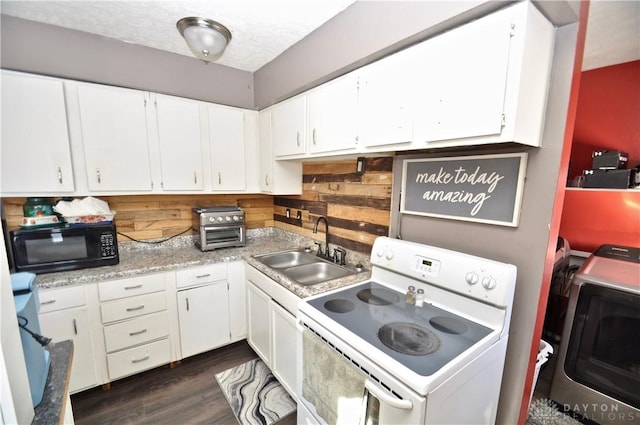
401 153 528 227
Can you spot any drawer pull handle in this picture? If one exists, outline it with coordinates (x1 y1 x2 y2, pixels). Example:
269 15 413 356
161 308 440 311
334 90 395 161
124 284 143 290
126 305 145 312
186 298 190 312
195 274 211 279
129 329 148 336
131 355 150 364
73 318 78 335
41 299 56 305
57 166 63 184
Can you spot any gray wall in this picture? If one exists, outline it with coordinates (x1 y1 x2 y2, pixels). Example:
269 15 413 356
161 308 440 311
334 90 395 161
389 21 579 424
0 15 254 109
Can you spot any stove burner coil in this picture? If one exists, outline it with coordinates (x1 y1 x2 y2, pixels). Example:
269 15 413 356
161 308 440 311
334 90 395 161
324 299 355 313
378 322 440 356
357 288 401 306
429 316 469 335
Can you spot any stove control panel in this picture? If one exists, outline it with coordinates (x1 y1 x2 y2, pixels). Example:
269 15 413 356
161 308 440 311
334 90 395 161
413 255 441 276
371 237 517 308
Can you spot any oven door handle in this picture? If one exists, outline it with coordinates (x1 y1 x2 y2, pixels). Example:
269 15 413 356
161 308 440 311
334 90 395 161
364 380 413 410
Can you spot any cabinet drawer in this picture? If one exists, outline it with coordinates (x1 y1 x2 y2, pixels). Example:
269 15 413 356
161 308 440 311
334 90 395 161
176 263 227 289
100 291 167 324
103 311 169 353
106 338 170 381
99 274 165 301
39 286 86 313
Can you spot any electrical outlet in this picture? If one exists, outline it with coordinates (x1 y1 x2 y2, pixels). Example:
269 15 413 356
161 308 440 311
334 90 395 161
296 211 302 220
286 208 291 218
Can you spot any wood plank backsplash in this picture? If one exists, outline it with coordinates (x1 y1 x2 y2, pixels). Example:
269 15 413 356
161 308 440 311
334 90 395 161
2 194 274 242
2 157 392 252
274 157 393 253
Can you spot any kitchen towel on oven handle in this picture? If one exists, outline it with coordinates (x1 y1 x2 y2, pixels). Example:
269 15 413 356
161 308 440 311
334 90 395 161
302 329 366 425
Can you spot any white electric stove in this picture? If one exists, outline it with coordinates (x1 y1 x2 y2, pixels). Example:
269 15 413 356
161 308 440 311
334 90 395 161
297 236 517 425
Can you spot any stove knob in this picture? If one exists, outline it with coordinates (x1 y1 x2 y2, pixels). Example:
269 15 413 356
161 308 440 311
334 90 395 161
233 215 240 221
376 247 385 257
465 272 479 285
225 216 232 222
217 216 224 222
385 250 394 260
482 276 497 290
208 217 216 223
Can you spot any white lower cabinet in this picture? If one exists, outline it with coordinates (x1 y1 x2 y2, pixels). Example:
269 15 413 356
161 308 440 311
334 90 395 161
271 301 298 398
246 265 299 399
247 282 272 364
38 285 99 393
228 261 247 341
177 282 231 358
106 339 171 381
38 260 250 391
98 273 173 381
175 263 239 359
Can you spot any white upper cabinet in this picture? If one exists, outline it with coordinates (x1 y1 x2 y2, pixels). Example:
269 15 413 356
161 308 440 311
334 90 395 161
154 94 204 191
1 71 75 195
357 49 415 148
258 109 302 195
412 1 553 148
263 1 553 154
77 83 153 192
411 4 511 143
208 105 246 191
271 94 307 158
307 72 359 155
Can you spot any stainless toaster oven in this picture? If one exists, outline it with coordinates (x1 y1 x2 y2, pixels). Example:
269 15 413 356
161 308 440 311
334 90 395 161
192 207 245 251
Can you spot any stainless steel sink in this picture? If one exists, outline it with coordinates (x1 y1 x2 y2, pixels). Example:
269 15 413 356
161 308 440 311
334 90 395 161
254 248 361 286
254 250 318 269
280 262 354 286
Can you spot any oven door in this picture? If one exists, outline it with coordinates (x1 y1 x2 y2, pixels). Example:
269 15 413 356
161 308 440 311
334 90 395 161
199 224 245 250
564 283 640 409
551 281 640 424
298 323 425 425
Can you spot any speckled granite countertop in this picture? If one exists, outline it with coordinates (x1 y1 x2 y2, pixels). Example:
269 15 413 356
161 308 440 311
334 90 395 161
35 228 371 299
34 340 73 425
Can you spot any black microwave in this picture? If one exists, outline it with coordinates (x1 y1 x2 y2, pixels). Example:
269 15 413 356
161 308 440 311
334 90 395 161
9 224 119 274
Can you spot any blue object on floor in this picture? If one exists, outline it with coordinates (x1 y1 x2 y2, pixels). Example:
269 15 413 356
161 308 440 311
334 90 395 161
11 272 51 407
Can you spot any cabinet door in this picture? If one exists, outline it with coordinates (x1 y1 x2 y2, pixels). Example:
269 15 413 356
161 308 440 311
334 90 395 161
271 95 306 158
258 109 303 195
208 105 246 191
78 83 153 191
177 282 231 358
155 94 204 191
307 73 359 155
412 8 511 143
39 307 97 393
1 71 74 194
357 51 414 148
258 110 274 192
246 282 271 365
271 301 297 399
228 262 246 341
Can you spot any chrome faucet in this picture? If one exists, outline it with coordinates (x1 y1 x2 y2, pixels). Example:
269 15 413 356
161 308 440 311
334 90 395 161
313 216 330 259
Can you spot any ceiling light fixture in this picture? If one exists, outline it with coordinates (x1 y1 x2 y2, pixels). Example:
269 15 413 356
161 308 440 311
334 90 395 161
177 17 232 63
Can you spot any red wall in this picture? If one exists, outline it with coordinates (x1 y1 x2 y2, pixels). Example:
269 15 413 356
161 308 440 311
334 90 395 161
560 60 640 252
568 60 640 181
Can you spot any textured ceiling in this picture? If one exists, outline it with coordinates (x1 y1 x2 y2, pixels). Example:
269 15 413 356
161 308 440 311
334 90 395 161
0 0 356 72
0 0 638 72
582 0 640 71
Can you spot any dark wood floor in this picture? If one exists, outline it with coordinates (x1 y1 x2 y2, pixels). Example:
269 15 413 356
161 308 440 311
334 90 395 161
71 340 297 425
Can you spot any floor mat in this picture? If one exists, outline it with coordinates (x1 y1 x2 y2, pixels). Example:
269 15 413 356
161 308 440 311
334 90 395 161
215 358 296 425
